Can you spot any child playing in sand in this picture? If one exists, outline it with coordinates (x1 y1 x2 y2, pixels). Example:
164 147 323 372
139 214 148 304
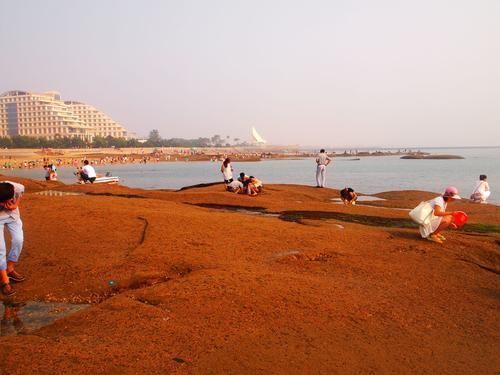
0 181 25 296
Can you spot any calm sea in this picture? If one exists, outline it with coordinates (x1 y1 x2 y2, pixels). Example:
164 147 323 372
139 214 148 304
3 147 499 204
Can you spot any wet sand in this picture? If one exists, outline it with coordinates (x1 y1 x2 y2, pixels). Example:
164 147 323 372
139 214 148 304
0 176 498 373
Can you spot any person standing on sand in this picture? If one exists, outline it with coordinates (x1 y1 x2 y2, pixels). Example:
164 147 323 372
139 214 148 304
315 149 332 188
221 157 233 184
0 181 25 296
419 186 461 244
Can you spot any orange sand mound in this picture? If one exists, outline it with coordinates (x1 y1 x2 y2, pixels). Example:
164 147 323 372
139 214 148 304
0 177 498 373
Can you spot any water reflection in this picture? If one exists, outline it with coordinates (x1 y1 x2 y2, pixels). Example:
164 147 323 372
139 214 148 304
0 300 89 336
330 196 387 203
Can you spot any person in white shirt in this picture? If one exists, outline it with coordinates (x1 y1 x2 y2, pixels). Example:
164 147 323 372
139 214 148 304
0 181 25 296
226 179 244 193
419 186 461 244
221 158 233 183
81 160 97 183
470 174 490 203
315 149 332 188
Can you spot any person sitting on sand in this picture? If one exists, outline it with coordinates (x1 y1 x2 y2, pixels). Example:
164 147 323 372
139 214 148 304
247 176 263 196
0 181 26 296
226 179 244 193
238 172 257 195
470 174 490 204
340 187 357 205
44 164 57 181
419 186 461 244
221 158 233 184
80 160 97 183
238 172 250 185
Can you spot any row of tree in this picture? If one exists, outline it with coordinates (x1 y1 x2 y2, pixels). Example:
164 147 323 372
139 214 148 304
0 131 247 149
0 136 142 149
147 130 245 147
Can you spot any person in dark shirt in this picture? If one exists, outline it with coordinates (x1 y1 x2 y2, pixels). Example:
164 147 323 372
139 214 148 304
340 187 357 205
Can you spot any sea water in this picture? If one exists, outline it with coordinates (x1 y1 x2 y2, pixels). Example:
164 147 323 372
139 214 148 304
3 147 499 204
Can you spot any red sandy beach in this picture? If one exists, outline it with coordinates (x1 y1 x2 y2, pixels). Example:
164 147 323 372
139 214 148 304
0 176 498 374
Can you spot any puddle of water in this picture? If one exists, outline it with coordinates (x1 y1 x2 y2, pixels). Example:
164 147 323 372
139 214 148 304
34 190 85 197
366 206 410 211
235 209 280 218
331 196 387 202
194 203 418 229
0 300 89 336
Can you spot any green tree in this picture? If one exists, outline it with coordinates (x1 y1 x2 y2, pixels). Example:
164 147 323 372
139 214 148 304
148 129 162 146
92 136 107 148
211 134 222 147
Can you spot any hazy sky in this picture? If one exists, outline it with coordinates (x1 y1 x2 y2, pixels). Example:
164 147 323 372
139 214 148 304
1 0 499 147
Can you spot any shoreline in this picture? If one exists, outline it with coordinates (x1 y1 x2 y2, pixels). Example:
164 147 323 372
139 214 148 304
0 147 436 170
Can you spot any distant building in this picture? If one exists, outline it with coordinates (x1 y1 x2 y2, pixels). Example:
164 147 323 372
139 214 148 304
0 90 131 140
64 101 128 139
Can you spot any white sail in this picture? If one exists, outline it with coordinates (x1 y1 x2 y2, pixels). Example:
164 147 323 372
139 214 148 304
251 127 267 144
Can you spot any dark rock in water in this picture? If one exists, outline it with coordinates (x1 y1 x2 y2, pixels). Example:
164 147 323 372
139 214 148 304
401 155 464 160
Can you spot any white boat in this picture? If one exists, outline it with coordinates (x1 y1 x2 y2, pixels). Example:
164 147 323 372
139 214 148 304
93 176 119 184
76 173 119 184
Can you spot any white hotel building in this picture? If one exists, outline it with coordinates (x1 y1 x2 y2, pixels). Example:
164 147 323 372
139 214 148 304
0 90 130 140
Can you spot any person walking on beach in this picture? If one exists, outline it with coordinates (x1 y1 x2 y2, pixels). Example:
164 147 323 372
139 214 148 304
0 181 25 296
470 174 490 203
221 158 233 184
315 149 332 188
419 186 461 244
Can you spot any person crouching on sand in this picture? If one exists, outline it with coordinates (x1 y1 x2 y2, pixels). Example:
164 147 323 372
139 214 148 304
80 160 97 183
238 173 262 195
470 174 490 203
0 181 25 296
247 176 263 196
340 187 357 205
226 179 244 193
420 186 461 244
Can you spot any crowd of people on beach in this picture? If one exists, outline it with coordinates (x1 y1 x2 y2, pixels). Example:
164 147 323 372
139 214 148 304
221 149 492 246
0 148 493 296
0 148 290 172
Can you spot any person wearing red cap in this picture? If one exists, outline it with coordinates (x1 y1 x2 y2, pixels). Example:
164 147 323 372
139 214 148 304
419 186 461 244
